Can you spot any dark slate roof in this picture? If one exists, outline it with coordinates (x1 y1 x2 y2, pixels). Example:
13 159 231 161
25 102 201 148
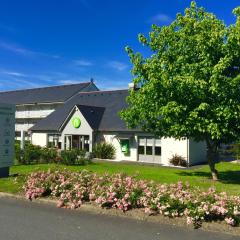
0 82 98 105
30 89 135 132
77 105 105 130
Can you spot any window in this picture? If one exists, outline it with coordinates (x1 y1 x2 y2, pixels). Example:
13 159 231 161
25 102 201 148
138 137 161 156
146 146 153 155
84 136 90 151
146 138 153 146
155 139 161 146
48 134 61 148
138 146 144 154
65 135 90 151
146 137 153 155
139 138 146 146
155 139 161 156
138 137 146 155
155 146 161 156
15 131 21 137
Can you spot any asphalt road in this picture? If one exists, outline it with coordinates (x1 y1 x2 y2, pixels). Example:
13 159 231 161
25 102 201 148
0 197 238 240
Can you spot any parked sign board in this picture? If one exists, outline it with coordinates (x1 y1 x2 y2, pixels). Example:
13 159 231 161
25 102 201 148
0 103 15 168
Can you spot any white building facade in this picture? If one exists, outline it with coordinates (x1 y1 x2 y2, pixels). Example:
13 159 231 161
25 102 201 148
30 90 207 166
15 102 63 140
0 83 207 166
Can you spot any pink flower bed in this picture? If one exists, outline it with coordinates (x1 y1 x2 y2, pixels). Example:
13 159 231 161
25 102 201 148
23 169 240 228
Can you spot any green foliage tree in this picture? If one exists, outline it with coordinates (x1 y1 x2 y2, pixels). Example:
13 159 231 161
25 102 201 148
121 2 240 180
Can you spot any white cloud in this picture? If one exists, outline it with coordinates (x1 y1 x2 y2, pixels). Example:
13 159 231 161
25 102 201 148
93 75 131 90
0 71 26 77
107 61 128 71
0 78 46 91
0 41 30 55
74 59 93 67
58 79 88 85
149 14 173 24
0 41 60 59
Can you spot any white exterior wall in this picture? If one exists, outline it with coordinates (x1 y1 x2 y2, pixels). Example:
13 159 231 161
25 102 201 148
31 133 47 147
161 138 188 165
15 103 63 136
15 122 35 132
97 133 189 164
189 139 207 165
102 133 138 161
15 109 55 119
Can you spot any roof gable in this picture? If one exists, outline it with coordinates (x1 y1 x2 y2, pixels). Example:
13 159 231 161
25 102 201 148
77 105 105 130
59 105 105 131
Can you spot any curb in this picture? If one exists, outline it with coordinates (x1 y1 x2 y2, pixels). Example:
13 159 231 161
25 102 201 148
0 192 239 236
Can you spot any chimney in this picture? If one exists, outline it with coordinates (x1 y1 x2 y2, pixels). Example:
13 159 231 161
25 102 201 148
128 82 139 91
128 82 135 90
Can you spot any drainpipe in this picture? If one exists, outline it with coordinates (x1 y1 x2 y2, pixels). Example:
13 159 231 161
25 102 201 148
20 130 25 150
90 131 93 152
187 138 190 168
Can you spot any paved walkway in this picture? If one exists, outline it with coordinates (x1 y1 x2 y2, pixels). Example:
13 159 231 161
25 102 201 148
0 197 238 240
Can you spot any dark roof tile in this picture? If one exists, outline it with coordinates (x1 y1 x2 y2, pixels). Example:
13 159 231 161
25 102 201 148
0 82 98 104
30 89 132 132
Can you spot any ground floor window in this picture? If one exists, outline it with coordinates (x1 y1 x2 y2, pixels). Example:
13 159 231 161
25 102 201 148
47 134 61 148
64 135 90 151
138 137 161 163
15 131 21 139
15 131 31 141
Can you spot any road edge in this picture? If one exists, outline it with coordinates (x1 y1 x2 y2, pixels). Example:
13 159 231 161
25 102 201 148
0 191 239 236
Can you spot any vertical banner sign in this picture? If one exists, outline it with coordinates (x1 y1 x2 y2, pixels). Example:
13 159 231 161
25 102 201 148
0 103 15 168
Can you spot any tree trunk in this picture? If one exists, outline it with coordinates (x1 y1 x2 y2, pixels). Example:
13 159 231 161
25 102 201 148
206 139 219 181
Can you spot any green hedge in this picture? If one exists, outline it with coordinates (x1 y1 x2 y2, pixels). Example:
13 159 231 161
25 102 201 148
15 142 44 165
15 142 90 166
93 142 116 159
41 148 58 164
60 149 89 165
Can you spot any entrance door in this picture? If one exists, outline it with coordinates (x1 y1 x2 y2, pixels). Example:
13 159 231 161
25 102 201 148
72 135 81 149
65 135 90 151
138 137 161 163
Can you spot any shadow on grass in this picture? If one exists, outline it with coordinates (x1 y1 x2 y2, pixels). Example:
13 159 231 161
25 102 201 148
177 170 240 185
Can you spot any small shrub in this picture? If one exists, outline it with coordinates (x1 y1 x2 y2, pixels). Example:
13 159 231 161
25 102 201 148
169 154 187 167
40 148 58 163
22 144 42 165
74 149 90 165
60 149 87 165
93 142 116 159
15 141 90 166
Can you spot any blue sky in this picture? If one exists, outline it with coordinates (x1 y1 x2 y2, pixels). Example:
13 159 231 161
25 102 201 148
0 0 239 91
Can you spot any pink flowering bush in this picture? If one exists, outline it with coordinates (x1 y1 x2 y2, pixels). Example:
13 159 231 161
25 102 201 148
23 169 240 228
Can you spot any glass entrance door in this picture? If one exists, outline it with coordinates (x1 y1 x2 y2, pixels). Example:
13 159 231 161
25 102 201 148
64 135 90 151
72 135 81 149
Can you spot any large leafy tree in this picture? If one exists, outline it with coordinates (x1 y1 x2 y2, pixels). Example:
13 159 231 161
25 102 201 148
121 2 240 180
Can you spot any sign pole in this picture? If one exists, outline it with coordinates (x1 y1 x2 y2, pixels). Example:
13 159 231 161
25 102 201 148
0 167 9 178
0 103 15 178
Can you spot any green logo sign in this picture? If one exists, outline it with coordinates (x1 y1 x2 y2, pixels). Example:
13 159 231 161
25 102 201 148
72 117 81 128
120 139 129 153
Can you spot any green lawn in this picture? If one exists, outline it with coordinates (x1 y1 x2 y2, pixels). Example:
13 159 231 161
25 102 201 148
0 161 240 195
